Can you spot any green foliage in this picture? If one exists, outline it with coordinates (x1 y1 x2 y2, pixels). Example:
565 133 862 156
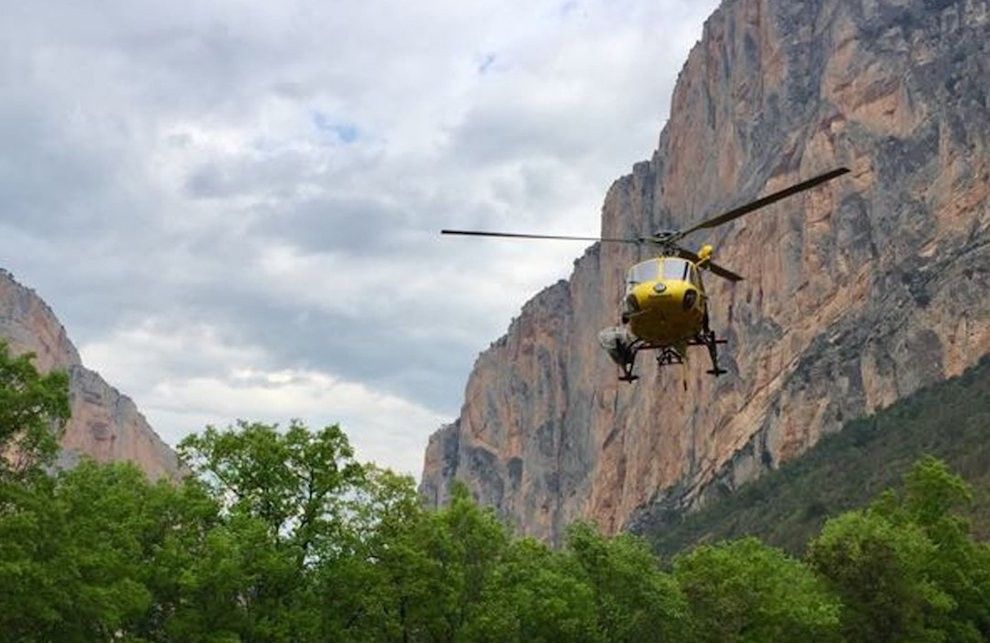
872 457 990 640
807 510 949 642
0 461 202 641
0 340 70 476
674 538 841 642
566 522 690 642
175 420 370 641
463 538 597 642
177 420 365 547
808 457 990 642
1 349 989 643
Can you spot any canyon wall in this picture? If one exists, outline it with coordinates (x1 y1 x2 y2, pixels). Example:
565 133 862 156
0 269 181 479
421 0 990 542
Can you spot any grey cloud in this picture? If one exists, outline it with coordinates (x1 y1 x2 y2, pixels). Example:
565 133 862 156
0 0 720 473
450 103 591 166
250 194 411 254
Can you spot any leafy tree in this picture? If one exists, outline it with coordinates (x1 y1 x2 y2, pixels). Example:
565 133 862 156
398 483 509 642
673 538 841 642
6 394 989 643
0 461 185 641
317 478 512 642
0 341 70 476
313 465 430 641
870 457 990 641
178 420 364 550
463 537 598 643
806 509 951 642
566 522 691 642
177 420 366 641
902 456 973 525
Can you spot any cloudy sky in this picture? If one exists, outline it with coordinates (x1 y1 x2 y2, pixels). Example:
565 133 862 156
0 0 720 476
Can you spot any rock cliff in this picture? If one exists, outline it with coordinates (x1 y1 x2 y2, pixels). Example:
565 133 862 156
421 0 990 542
0 269 181 479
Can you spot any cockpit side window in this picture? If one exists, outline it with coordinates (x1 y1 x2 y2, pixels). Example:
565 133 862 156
688 264 700 286
661 259 689 281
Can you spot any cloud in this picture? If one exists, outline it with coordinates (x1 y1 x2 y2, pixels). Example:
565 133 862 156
79 321 443 474
0 0 719 477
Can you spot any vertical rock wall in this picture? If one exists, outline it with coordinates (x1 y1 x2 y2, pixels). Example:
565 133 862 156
422 0 990 541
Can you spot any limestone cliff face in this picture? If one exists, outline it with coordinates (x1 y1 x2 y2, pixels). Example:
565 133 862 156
422 0 990 542
0 269 181 480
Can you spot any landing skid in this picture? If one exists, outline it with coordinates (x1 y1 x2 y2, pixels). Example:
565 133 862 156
618 350 640 382
615 332 728 382
693 331 728 376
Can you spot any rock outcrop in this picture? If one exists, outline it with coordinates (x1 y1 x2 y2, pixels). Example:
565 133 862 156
0 269 181 479
421 0 990 543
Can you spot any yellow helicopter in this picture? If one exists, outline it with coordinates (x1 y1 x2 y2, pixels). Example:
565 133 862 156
443 167 849 382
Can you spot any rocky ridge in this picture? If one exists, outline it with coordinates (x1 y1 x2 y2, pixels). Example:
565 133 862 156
421 0 990 543
0 269 181 479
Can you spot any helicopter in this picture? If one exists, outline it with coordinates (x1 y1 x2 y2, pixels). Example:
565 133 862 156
442 167 850 382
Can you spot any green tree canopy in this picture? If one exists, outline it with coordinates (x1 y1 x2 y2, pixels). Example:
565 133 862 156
807 457 990 642
566 522 690 642
463 537 598 643
674 537 841 642
0 461 211 642
807 508 948 642
2 377 988 643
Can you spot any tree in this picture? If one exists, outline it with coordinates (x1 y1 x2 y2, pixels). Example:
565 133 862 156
313 465 429 641
566 522 691 642
0 461 191 642
870 457 990 641
178 420 365 549
177 420 367 641
674 538 841 642
806 509 951 642
463 537 598 643
395 483 509 642
0 341 70 476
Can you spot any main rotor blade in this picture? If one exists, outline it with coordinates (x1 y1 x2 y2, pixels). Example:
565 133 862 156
680 167 850 236
674 247 743 281
441 229 642 244
708 262 743 282
675 248 701 262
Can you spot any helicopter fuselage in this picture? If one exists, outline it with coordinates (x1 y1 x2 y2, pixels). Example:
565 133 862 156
622 256 706 345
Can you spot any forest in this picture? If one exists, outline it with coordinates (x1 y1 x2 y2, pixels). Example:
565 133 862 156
1 341 989 642
649 356 990 556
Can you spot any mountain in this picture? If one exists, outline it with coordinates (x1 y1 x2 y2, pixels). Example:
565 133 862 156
421 0 990 543
0 269 181 479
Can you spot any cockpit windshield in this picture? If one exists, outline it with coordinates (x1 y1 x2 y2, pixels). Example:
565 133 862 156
626 259 660 286
661 258 690 281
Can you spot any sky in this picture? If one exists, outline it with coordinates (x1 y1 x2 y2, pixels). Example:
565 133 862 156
0 0 721 476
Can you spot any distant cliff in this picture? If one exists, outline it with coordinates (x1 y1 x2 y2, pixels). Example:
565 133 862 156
0 269 181 479
421 0 990 543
